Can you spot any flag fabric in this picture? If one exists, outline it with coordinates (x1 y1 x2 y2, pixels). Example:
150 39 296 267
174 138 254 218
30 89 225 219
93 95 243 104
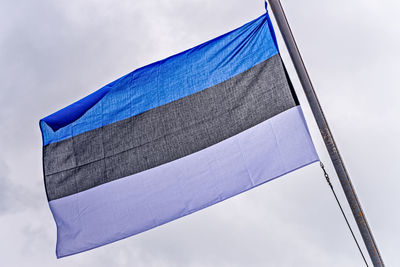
40 7 318 258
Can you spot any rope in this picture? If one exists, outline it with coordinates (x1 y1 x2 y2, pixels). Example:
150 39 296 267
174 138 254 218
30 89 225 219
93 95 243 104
319 162 369 267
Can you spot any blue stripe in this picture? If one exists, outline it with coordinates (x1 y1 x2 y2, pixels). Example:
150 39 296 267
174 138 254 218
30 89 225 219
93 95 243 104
40 12 279 145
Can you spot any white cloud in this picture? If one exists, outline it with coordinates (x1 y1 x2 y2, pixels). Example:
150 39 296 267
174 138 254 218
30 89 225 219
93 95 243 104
0 0 398 266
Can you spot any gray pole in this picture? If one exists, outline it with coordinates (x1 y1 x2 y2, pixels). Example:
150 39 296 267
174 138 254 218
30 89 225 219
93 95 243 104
267 0 384 266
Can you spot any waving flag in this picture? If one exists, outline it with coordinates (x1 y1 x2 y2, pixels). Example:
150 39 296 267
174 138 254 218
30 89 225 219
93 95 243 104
40 8 318 258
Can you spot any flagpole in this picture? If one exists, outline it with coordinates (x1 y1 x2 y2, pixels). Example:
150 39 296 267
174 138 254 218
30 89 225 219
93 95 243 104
267 0 384 266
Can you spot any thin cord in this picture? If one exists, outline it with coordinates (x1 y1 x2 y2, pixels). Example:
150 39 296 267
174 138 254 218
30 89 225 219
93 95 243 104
320 162 369 267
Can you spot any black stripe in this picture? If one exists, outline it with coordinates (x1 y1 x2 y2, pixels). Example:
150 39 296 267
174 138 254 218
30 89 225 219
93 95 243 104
44 54 297 201
282 60 300 105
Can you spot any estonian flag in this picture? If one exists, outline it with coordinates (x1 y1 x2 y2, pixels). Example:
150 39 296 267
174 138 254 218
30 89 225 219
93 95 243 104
40 8 319 258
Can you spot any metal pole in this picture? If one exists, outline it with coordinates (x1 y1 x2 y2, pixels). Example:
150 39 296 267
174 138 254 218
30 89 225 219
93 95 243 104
267 0 384 266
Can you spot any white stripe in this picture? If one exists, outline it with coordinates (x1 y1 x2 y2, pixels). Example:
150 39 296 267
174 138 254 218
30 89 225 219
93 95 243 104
49 106 318 257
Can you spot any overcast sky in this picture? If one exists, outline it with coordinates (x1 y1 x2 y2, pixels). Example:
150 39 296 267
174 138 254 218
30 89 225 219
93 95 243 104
0 0 399 266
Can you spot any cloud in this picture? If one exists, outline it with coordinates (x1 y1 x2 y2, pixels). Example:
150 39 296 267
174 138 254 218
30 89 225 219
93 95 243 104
0 160 12 214
0 158 42 217
0 0 398 266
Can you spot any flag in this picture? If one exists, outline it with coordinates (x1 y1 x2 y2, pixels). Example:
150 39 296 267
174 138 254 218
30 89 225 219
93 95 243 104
40 7 318 258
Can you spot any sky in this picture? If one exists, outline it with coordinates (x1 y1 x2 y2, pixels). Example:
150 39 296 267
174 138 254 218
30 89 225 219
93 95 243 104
0 0 399 266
